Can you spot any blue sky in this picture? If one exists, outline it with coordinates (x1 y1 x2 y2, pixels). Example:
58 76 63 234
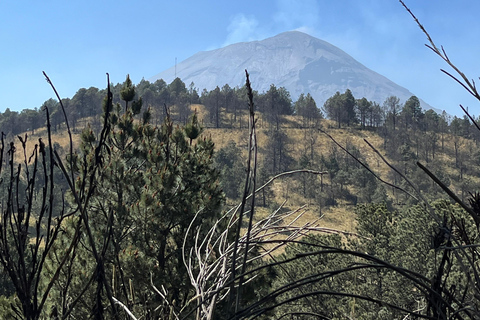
1 0 480 117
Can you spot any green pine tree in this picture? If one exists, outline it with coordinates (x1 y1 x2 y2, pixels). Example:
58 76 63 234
46 75 224 319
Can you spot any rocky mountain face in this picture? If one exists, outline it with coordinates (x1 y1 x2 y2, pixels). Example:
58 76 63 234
150 31 432 110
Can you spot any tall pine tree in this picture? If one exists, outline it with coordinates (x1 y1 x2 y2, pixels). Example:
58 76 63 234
47 75 224 319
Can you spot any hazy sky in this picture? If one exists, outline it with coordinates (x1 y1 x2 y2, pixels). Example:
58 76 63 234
1 0 479 117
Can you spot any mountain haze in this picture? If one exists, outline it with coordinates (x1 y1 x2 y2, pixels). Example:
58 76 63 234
150 31 433 110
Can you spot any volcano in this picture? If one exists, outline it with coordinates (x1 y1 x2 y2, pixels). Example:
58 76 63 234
150 31 432 109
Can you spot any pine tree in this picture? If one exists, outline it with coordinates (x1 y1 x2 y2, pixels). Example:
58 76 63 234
120 74 135 112
47 76 224 319
323 90 357 128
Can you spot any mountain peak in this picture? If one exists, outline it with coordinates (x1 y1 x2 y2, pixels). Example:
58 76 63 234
150 31 432 110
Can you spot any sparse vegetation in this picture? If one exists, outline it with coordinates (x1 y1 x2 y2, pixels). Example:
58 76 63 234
1 2 480 319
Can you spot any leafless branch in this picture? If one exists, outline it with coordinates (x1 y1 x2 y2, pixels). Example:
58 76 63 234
398 0 480 102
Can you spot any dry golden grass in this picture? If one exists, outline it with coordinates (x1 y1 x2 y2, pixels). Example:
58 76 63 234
199 113 395 235
9 118 89 164
14 105 477 239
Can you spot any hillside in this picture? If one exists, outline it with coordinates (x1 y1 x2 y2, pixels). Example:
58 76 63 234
202 108 479 231
13 103 479 237
2 92 480 319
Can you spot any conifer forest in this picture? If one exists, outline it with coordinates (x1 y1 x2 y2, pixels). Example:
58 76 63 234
1 3 480 320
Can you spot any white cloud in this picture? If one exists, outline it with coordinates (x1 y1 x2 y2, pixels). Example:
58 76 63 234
273 0 320 32
223 14 261 47
293 26 316 36
222 0 321 48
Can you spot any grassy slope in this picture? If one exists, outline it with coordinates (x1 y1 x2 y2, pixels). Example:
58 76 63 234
203 120 383 234
12 104 479 236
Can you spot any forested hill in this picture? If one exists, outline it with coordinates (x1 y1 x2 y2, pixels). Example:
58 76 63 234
1 75 480 319
4 76 479 215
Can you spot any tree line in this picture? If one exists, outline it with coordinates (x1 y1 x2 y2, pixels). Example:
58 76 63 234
2 74 478 211
3 74 477 211
2 76 477 144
